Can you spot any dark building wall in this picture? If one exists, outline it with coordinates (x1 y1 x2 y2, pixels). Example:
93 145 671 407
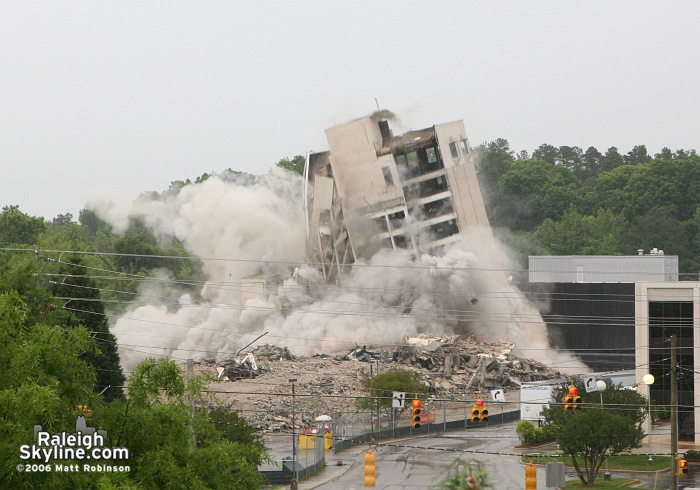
520 282 636 371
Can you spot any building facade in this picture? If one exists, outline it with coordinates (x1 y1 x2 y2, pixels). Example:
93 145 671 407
304 111 496 282
525 253 679 372
635 282 700 442
529 253 679 283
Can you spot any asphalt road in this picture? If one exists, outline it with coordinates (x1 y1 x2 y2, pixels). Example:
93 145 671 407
267 422 700 489
313 421 540 489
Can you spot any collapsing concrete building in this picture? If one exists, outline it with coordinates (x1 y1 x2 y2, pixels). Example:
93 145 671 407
304 111 497 283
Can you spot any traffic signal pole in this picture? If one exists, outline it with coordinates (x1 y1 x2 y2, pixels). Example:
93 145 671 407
671 334 678 490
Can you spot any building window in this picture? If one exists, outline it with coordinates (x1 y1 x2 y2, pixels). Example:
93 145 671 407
382 167 394 186
449 142 459 159
406 151 419 168
373 216 388 232
460 139 470 155
395 154 407 168
427 147 438 164
388 210 405 229
393 234 408 248
648 301 695 440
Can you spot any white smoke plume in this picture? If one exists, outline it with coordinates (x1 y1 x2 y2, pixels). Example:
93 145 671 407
93 169 585 373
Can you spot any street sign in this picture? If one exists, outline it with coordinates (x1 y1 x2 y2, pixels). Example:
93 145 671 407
491 389 505 403
392 391 406 408
584 376 598 393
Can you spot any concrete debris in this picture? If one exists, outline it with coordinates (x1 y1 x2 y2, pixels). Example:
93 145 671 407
190 335 564 431
337 345 383 362
215 353 266 381
250 345 295 361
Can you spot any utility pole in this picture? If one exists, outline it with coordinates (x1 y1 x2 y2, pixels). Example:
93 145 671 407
187 359 196 447
369 364 374 438
376 360 380 440
290 378 298 490
671 334 678 490
35 245 43 288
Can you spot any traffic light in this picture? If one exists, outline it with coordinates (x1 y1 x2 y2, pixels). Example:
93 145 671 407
564 384 580 411
676 457 688 476
471 403 480 423
412 399 421 429
477 398 488 422
525 461 537 489
364 447 376 488
572 391 581 411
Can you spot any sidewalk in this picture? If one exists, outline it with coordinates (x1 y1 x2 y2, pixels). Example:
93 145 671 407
295 444 365 490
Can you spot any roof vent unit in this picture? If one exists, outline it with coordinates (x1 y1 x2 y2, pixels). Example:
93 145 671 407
638 249 644 256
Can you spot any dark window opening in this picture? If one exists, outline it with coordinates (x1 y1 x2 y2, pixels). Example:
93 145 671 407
648 301 694 440
393 234 409 248
449 142 459 159
382 167 394 186
373 216 388 232
402 175 449 200
395 146 444 179
460 139 470 156
427 147 438 163
428 219 458 240
421 198 454 218
388 211 405 229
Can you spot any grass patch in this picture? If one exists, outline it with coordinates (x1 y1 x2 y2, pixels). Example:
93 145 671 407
563 477 652 488
523 454 671 472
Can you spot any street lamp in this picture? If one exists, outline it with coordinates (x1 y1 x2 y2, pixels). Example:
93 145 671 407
597 380 611 481
643 373 655 465
289 378 298 490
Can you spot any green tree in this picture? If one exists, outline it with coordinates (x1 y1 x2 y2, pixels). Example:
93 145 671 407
47 255 126 402
624 145 651 166
533 207 628 256
555 408 643 485
432 459 492 489
496 160 581 232
0 205 47 246
0 291 102 489
582 146 604 179
52 212 74 226
543 380 647 486
532 143 559 166
474 139 515 189
97 358 270 489
357 369 428 416
601 147 624 173
276 155 306 175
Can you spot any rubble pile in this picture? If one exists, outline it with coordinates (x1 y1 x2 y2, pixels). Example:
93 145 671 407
189 335 564 431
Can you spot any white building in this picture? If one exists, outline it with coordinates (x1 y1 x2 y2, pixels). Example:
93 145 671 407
304 111 496 282
529 251 678 283
635 282 700 442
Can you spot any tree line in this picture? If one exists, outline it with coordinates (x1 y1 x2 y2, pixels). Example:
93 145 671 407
475 141 700 274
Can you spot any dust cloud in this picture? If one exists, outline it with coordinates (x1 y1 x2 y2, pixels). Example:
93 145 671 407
92 170 586 373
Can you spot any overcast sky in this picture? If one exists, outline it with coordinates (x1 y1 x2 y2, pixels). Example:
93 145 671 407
2 1 699 220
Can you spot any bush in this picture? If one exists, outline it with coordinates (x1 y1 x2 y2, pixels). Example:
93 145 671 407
653 405 671 420
516 421 555 446
516 421 537 445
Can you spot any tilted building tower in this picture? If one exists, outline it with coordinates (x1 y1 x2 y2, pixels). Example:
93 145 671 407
304 111 497 283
